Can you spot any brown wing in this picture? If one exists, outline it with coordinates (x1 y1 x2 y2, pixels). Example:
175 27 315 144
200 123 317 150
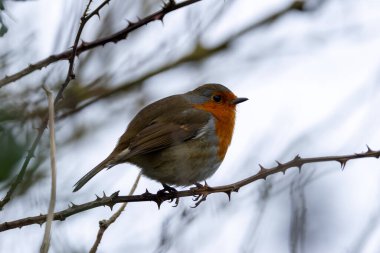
111 95 211 162
124 120 204 159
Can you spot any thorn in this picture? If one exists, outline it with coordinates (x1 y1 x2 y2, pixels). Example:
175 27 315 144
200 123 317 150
259 164 266 172
366 145 373 153
81 39 89 47
95 194 101 201
294 154 301 160
126 19 134 27
107 202 115 211
297 165 302 174
224 191 231 201
69 201 77 208
102 191 107 198
153 13 165 23
110 191 120 198
233 187 240 192
142 189 152 197
154 199 163 209
276 160 282 166
163 0 176 9
338 159 348 170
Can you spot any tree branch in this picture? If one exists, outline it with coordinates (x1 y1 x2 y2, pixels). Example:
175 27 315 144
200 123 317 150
0 0 202 88
57 0 310 120
1 147 379 232
40 85 57 253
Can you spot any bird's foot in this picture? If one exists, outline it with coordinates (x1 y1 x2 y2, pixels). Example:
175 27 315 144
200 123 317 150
190 181 213 192
157 184 179 207
157 183 177 194
190 181 213 208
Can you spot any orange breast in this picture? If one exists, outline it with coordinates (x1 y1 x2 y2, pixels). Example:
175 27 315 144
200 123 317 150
194 102 236 159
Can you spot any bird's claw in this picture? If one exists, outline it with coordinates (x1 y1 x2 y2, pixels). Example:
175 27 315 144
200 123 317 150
191 193 208 208
157 184 179 207
190 181 212 208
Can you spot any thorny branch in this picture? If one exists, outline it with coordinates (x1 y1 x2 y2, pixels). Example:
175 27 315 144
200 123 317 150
0 0 202 88
1 147 379 232
57 0 309 120
89 172 141 253
0 0 106 210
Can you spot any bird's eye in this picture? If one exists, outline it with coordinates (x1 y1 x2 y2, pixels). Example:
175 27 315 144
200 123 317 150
212 95 222 103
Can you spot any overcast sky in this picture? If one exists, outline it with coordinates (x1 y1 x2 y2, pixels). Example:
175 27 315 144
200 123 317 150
1 0 380 252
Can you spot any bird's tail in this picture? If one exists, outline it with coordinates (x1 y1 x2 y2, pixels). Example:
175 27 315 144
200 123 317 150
73 156 113 192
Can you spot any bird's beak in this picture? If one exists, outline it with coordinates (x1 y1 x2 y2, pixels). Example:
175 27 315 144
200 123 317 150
231 97 248 105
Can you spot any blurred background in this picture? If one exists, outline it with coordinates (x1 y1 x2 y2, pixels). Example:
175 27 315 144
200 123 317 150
1 0 380 252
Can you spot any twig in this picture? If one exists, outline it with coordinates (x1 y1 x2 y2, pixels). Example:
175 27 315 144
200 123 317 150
0 0 104 211
1 147 379 232
40 85 57 253
89 172 142 253
0 0 203 88
57 0 309 120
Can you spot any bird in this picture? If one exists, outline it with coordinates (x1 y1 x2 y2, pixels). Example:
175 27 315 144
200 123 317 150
73 83 247 192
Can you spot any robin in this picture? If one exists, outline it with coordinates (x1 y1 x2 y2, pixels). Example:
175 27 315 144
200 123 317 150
73 84 247 192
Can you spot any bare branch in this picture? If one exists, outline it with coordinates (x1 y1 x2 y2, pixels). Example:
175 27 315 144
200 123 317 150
1 148 379 232
57 0 311 119
40 85 57 253
0 0 105 211
0 0 202 88
89 172 141 253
